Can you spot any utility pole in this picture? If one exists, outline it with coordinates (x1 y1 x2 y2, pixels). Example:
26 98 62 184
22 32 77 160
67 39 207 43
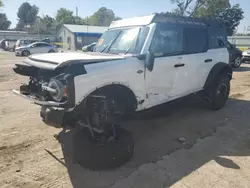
75 6 78 51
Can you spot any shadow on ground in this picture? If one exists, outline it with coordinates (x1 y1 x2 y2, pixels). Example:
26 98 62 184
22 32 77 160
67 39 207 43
54 96 250 188
233 65 250 72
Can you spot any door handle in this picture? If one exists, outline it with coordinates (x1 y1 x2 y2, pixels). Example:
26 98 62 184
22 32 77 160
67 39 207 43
174 63 185 68
205 59 213 63
137 70 143 74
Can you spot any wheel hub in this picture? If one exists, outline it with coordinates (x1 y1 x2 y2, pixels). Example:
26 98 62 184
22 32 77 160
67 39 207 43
234 57 241 66
217 83 227 99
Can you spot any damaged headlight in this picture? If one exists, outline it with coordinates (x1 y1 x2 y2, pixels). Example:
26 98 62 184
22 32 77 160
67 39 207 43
42 79 67 102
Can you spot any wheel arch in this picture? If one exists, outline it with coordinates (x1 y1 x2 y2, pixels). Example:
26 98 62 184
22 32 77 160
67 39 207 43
22 49 30 56
76 83 139 112
204 62 232 90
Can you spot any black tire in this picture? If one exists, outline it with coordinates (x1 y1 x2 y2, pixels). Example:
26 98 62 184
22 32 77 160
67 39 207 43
208 74 230 110
231 56 242 68
48 49 55 53
22 50 30 56
73 127 134 170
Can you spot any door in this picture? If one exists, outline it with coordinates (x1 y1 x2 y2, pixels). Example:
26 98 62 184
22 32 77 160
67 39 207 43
172 27 210 97
145 23 184 108
29 43 41 54
39 43 51 53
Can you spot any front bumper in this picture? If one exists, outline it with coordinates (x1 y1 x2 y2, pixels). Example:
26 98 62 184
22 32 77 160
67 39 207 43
242 55 250 62
13 89 67 128
15 51 22 56
12 89 65 107
40 107 65 128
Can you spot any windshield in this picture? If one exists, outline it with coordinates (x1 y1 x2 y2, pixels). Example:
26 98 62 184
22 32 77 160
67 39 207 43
95 26 149 54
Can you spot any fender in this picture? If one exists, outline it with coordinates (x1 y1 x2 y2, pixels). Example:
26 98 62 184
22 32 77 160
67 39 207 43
204 62 232 90
74 82 142 108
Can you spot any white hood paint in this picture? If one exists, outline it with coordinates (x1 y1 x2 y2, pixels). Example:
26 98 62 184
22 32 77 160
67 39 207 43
23 52 125 70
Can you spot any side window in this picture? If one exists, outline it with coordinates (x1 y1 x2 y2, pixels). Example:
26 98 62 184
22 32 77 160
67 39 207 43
36 43 42 47
150 24 183 57
40 43 50 47
134 27 150 54
184 28 208 54
208 29 226 49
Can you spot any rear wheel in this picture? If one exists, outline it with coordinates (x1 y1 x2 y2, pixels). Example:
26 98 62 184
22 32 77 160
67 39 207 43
22 50 30 56
48 49 55 53
205 74 230 110
232 56 242 68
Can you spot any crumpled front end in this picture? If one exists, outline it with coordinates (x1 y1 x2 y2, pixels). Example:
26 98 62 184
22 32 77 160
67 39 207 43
12 61 86 128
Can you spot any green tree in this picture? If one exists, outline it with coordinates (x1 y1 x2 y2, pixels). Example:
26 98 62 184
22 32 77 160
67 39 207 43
86 7 116 26
32 15 56 34
169 0 244 35
194 0 230 17
114 16 122 21
0 0 3 7
0 13 11 30
74 16 85 25
16 2 39 29
170 0 206 16
216 4 244 36
56 8 75 25
16 20 25 30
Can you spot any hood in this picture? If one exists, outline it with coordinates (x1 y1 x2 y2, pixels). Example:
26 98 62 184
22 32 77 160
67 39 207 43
23 52 125 70
16 46 28 50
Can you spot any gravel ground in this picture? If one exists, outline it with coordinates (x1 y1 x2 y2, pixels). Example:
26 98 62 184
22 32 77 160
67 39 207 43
0 51 250 188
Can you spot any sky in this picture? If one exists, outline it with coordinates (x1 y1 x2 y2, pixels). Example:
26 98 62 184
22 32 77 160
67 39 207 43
1 0 249 33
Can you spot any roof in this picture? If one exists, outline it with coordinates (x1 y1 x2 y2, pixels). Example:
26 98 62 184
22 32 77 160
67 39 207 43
63 24 108 34
30 42 49 45
109 14 225 29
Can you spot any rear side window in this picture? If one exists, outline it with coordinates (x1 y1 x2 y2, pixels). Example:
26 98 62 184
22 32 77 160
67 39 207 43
184 28 208 54
208 28 226 49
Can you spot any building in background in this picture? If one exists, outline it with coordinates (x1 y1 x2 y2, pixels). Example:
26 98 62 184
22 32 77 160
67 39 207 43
57 24 108 50
0 30 56 43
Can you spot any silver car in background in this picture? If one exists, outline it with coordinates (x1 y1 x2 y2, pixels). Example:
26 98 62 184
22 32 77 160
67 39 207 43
15 42 58 56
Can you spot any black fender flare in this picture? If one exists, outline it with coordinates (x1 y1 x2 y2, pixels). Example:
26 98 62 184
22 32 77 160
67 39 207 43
204 62 232 90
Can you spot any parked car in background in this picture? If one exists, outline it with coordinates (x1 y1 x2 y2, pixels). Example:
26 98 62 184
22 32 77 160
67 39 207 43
15 38 52 51
82 42 97 52
0 39 6 50
0 39 17 51
15 39 39 50
242 47 250 63
6 39 17 51
15 42 58 56
227 41 242 68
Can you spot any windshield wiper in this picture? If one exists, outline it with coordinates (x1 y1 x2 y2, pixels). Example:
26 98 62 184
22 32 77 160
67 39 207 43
100 31 122 53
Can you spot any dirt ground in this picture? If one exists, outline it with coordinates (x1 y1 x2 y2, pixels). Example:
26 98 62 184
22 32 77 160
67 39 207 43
0 51 250 188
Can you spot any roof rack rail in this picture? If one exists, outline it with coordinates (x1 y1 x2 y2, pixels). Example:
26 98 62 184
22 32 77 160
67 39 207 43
154 13 225 27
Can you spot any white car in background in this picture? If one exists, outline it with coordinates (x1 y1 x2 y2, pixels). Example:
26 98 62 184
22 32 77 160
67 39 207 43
242 46 250 63
15 42 58 56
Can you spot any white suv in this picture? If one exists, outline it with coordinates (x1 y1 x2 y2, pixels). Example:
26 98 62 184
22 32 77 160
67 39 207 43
13 14 232 170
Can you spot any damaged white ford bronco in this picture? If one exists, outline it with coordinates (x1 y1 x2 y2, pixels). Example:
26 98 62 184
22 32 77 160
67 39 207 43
13 14 232 169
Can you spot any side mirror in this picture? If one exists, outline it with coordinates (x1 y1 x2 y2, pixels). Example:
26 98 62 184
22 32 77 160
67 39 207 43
145 51 155 71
